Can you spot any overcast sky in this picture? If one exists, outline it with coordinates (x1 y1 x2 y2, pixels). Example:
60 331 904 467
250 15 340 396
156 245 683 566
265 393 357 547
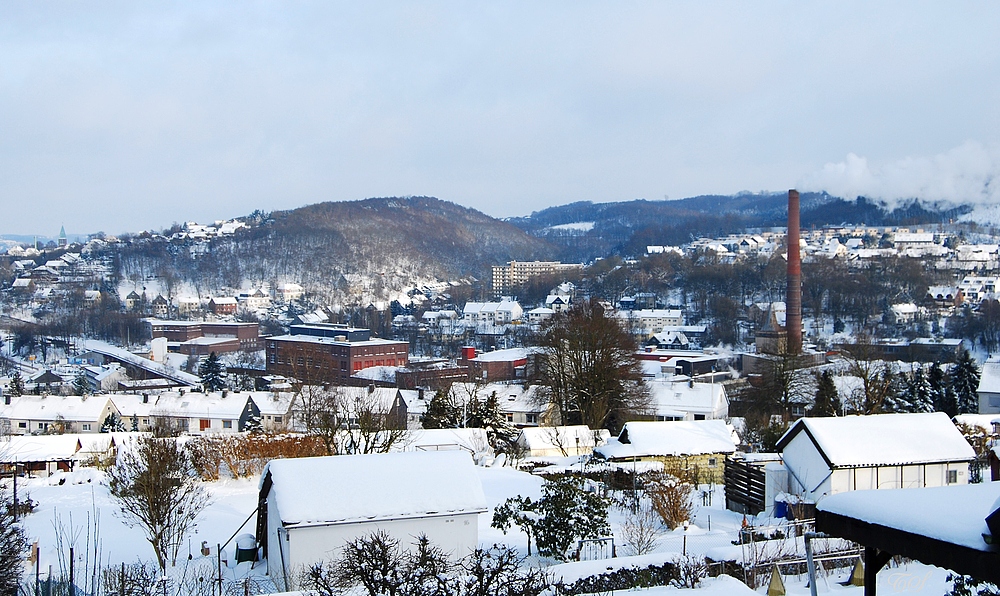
2 2 1000 236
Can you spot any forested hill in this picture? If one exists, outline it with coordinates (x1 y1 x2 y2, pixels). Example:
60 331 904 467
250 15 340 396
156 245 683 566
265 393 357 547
508 193 973 262
115 196 559 302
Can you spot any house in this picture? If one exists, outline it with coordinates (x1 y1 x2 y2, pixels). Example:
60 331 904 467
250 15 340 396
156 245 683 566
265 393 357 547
776 412 976 502
0 395 117 434
111 391 258 434
125 291 142 311
151 295 170 316
83 364 127 392
459 347 532 382
252 392 294 432
594 420 737 483
275 282 304 302
515 425 609 458
447 382 550 427
0 434 82 476
646 377 728 421
256 451 488 590
238 288 272 310
177 296 201 316
209 297 238 315
978 356 1000 414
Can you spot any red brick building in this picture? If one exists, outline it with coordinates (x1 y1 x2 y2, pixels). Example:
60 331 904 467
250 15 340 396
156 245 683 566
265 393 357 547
208 297 238 315
265 325 409 381
148 320 259 353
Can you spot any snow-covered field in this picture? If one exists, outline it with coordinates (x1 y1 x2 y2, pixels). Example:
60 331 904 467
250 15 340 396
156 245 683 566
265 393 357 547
9 465 962 595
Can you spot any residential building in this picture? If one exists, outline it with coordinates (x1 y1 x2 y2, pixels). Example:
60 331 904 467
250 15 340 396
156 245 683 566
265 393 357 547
491 261 583 297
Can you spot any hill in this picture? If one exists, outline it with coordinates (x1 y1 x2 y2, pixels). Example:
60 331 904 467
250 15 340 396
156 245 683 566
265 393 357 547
508 193 973 262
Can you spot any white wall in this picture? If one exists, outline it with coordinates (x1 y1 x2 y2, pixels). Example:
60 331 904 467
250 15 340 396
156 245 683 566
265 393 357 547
781 431 832 500
266 490 480 590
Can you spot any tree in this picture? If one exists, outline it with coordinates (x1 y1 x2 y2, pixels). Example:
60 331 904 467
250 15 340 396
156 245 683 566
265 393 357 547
808 370 841 417
536 299 649 432
0 487 28 596
893 366 934 413
466 391 519 455
244 411 264 434
420 389 464 429
199 352 226 392
952 349 982 415
299 385 408 455
929 362 957 416
492 476 610 561
745 352 811 422
106 436 211 571
7 371 23 398
72 371 90 396
841 340 902 414
100 412 126 433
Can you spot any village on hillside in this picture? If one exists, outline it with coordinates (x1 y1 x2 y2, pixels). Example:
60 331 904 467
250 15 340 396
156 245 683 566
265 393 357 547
0 191 999 595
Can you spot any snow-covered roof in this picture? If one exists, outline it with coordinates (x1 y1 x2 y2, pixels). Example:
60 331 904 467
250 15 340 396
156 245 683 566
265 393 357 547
0 435 82 462
470 348 530 362
595 420 736 459
80 340 201 386
978 357 1000 394
112 392 250 419
777 412 976 468
818 482 1000 551
0 395 111 422
516 426 608 451
260 451 488 527
647 379 727 416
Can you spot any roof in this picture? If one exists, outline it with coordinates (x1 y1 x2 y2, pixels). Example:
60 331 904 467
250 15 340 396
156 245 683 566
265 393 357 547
776 412 976 468
112 391 251 419
0 395 111 422
0 435 82 463
260 451 487 527
470 347 530 362
647 379 727 416
817 483 1000 583
979 357 1000 394
517 425 608 451
595 420 736 459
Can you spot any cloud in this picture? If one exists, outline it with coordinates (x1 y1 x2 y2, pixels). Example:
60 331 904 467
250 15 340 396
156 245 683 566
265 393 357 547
799 141 1000 208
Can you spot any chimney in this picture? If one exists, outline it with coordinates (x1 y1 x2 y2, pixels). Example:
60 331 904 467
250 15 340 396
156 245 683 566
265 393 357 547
787 189 802 354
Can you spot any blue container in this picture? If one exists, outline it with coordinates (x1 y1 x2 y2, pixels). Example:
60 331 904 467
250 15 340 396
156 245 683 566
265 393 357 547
773 500 787 519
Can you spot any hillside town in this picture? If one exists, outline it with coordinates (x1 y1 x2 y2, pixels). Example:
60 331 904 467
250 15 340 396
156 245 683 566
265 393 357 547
1 191 1000 595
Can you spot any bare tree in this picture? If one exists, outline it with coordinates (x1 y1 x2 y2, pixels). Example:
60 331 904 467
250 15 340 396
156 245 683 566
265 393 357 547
841 338 901 414
535 299 649 433
105 436 211 571
619 502 661 556
298 385 408 455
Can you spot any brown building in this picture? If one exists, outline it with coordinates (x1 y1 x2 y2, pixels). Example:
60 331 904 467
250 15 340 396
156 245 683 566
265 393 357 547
208 297 238 315
460 347 531 383
148 320 260 352
265 324 409 381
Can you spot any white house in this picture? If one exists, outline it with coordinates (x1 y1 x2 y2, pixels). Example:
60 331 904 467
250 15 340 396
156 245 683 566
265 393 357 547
776 412 976 502
978 357 1000 414
257 451 487 590
0 395 117 435
646 378 728 421
111 391 258 434
515 425 610 458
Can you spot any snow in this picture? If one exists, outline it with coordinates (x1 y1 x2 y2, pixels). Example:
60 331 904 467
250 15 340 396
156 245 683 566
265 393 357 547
818 482 1000 551
261 451 488 527
517 426 608 452
81 339 201 386
0 394 111 423
0 435 81 462
978 356 1000 394
596 420 737 460
777 412 976 467
469 347 530 362
547 222 595 232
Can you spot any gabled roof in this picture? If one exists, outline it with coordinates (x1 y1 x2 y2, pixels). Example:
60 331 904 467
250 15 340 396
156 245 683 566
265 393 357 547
260 451 487 527
776 412 975 468
595 420 736 459
1 395 111 422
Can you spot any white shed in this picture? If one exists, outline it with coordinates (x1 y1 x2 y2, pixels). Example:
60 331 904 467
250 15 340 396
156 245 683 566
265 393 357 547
776 412 976 502
256 451 487 590
515 425 609 458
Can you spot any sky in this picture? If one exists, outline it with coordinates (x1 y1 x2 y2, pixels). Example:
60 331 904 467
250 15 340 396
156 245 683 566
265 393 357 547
2 2 1000 236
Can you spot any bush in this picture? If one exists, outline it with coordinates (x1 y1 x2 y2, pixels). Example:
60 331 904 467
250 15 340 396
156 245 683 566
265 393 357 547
645 472 694 529
558 562 677 595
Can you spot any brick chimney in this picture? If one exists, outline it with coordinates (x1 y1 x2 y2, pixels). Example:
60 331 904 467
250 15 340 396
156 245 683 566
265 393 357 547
787 189 802 354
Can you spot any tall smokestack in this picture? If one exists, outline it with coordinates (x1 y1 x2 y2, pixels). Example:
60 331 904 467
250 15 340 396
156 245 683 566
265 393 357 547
786 189 802 354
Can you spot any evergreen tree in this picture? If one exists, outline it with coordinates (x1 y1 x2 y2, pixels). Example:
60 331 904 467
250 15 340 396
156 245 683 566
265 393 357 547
0 487 28 595
878 370 907 414
72 371 90 396
100 412 126 433
199 352 227 392
130 415 139 432
419 390 463 429
929 362 958 416
902 366 934 413
470 392 520 454
951 349 982 415
8 371 23 397
808 370 841 417
244 412 264 434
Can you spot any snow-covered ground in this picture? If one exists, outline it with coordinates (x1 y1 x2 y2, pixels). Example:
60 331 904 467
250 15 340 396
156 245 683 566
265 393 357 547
7 465 968 595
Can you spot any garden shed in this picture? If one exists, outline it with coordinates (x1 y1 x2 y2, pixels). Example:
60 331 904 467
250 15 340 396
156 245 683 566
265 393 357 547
593 420 736 483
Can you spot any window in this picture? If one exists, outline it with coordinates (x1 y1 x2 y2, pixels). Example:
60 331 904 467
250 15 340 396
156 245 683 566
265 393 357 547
200 419 211 431
707 458 718 467
947 470 958 484
38 423 44 429
223 420 232 429
694 414 706 421
525 414 538 424
82 424 91 431
274 416 282 424
18 422 26 428
142 418 150 425
506 413 514 423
